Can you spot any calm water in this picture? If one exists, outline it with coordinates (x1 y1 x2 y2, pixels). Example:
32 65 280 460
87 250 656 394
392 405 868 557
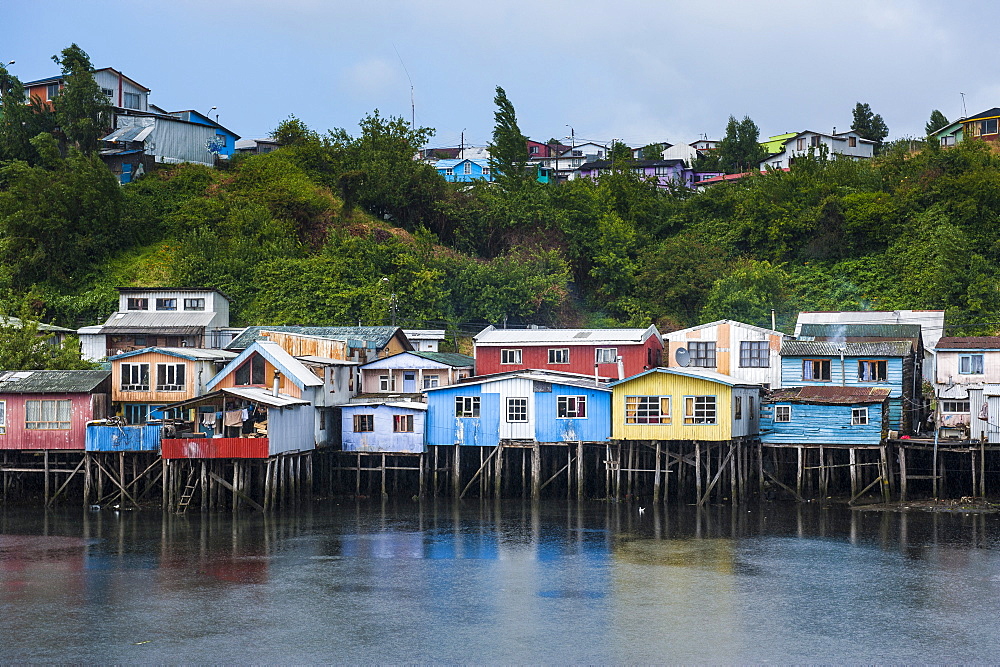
1 500 999 663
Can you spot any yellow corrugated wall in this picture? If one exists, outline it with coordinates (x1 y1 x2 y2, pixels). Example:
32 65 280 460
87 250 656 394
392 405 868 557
612 372 733 441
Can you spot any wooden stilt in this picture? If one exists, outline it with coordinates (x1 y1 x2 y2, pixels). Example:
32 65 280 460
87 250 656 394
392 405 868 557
695 442 702 504
43 450 50 506
653 441 662 504
849 448 858 499
453 444 461 499
796 446 804 500
381 454 387 498
494 442 503 499
899 445 908 502
531 442 541 502
980 439 986 498
730 441 738 505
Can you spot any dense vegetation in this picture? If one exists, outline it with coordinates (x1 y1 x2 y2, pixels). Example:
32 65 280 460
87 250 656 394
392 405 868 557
3 48 1000 344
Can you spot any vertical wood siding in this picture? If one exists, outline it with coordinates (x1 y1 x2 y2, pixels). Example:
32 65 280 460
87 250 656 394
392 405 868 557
611 373 740 442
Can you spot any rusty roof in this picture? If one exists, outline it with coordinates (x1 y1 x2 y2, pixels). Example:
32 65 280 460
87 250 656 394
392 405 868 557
766 386 891 405
780 341 912 357
935 337 1000 350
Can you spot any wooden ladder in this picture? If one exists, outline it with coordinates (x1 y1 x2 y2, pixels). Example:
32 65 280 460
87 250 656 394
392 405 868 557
176 469 199 513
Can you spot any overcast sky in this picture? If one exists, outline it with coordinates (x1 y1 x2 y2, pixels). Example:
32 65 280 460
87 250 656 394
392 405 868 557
4 0 994 149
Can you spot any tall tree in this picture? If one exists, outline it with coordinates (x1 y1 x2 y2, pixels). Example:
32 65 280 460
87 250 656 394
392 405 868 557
51 43 112 154
0 295 94 370
717 115 766 174
925 109 950 135
851 102 889 151
0 65 36 162
488 86 529 188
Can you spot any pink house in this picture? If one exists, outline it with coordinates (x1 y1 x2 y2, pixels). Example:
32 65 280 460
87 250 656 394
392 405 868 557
0 370 111 451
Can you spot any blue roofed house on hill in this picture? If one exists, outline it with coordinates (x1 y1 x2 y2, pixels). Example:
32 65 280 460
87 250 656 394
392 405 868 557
435 158 494 182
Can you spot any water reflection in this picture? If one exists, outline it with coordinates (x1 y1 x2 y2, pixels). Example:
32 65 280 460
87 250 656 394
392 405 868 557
0 501 999 662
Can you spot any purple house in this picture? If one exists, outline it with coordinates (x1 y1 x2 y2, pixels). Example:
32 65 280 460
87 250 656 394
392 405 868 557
574 159 697 188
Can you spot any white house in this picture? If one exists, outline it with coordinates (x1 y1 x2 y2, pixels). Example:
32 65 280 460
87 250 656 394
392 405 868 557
760 130 875 170
662 320 787 389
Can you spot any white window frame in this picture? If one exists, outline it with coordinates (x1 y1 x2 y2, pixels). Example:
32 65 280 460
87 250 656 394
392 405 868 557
557 395 587 419
941 400 971 413
423 374 440 389
155 363 186 392
739 341 770 368
126 297 148 311
507 397 528 422
183 298 205 311
25 399 72 430
456 396 480 418
548 348 569 364
595 348 618 364
379 374 395 391
121 363 150 391
684 395 717 425
851 407 869 425
500 349 522 365
0 400 5 435
774 405 791 423
624 396 670 424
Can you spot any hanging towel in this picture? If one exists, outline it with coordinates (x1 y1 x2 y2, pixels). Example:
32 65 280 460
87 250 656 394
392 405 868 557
201 412 217 426
241 408 250 422
224 409 244 427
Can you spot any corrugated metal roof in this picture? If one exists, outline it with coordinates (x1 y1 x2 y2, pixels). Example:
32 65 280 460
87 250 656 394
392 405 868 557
295 355 360 366
343 401 428 411
410 351 475 367
101 311 216 335
608 367 760 388
780 341 912 357
0 316 75 333
662 319 785 338
935 337 1000 350
766 386 891 404
227 326 404 351
426 369 611 392
0 370 110 394
164 387 309 409
208 341 323 392
798 323 922 339
107 347 237 362
474 325 659 346
403 329 446 340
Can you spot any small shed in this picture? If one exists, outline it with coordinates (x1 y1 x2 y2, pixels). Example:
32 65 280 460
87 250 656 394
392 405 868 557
0 370 111 451
341 401 427 453
760 386 890 446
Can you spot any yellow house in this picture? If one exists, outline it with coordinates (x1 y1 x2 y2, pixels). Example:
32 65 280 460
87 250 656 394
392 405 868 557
610 368 761 442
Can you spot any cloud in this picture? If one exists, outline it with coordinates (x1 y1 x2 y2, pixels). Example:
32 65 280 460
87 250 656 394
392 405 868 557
341 58 404 100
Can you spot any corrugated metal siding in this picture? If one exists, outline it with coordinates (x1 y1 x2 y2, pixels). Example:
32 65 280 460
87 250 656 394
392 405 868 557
268 405 315 455
0 393 96 450
487 377 535 440
612 373 734 442
341 404 425 453
781 356 904 397
162 437 269 459
86 424 161 452
760 402 883 445
664 324 784 388
534 385 611 443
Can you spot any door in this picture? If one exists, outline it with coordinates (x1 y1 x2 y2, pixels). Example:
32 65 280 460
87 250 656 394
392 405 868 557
403 372 416 393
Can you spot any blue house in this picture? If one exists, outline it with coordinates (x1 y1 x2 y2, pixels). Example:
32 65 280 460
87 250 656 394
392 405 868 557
435 158 494 183
779 340 914 433
341 401 426 453
760 386 890 446
425 371 611 447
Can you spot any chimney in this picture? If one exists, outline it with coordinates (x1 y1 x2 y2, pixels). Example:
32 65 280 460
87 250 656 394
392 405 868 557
616 356 625 381
272 370 280 397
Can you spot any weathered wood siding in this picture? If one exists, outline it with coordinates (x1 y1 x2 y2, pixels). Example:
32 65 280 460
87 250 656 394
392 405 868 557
760 401 885 446
213 356 303 399
260 331 349 359
111 352 217 403
341 405 425 453
781 355 904 397
664 321 784 387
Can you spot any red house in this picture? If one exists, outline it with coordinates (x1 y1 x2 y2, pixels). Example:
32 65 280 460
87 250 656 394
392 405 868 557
473 326 663 380
0 370 111 451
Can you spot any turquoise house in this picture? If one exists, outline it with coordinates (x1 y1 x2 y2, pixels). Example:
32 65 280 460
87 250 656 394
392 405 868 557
760 386 890 446
435 158 493 183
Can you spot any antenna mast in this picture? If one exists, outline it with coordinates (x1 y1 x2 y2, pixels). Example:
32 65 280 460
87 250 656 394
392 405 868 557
393 43 416 129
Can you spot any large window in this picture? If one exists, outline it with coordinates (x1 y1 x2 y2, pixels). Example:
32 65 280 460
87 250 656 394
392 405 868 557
960 354 985 375
46 83 60 99
683 396 717 425
941 400 971 413
803 359 832 381
155 298 177 311
235 355 267 385
393 414 414 432
183 298 205 311
456 396 480 418
353 414 374 432
121 363 150 391
689 342 716 368
507 397 528 422
851 407 869 425
25 399 71 430
156 363 186 391
595 348 618 364
858 360 887 382
557 396 587 418
123 91 141 109
501 349 522 364
548 348 569 364
625 396 670 424
0 400 5 435
740 341 770 368
126 298 148 311
774 405 791 423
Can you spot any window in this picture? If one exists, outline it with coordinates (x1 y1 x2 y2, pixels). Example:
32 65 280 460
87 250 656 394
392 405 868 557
133 337 147 347
858 360 887 382
689 342 716 368
557 396 587 418
155 298 177 311
235 355 266 385
595 348 618 364
183 298 205 311
981 119 999 136
156 363 186 391
507 397 528 422
101 87 114 99
548 348 569 364
810 135 821 148
456 396 480 418
483 168 490 175
445 168 453 176
796 137 806 150
625 396 670 424
749 396 756 420
848 136 857 148
740 341 770 368
463 162 472 175
803 359 832 381
684 396 717 425
123 91 141 109
46 83 59 99
851 407 868 425
942 400 971 413
379 374 395 391
941 135 955 147
735 396 743 420
25 399 71 430
121 363 150 391
353 414 374 432
126 298 148 311
775 405 791 423
501 349 522 365
0 400 5 435
960 354 985 375
423 374 440 389
393 414 414 432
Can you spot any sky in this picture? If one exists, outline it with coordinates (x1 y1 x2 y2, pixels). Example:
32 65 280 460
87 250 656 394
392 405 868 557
3 0 997 150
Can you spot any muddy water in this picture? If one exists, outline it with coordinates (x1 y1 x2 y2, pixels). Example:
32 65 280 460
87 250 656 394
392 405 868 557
1 501 998 662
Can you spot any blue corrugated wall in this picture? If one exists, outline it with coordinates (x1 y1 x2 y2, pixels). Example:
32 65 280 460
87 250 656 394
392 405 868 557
759 402 883 446
85 424 161 452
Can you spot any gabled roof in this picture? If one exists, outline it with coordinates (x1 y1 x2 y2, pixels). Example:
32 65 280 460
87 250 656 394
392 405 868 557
360 350 474 370
474 325 660 346
434 158 490 169
227 326 408 351
0 370 110 394
663 319 785 338
411 351 475 367
965 108 1000 122
780 341 912 357
797 323 922 340
608 367 760 388
207 340 322 391
766 386 891 405
578 159 686 171
936 337 1000 350
165 387 309 410
108 347 237 362
0 316 75 333
425 369 610 393
24 67 150 92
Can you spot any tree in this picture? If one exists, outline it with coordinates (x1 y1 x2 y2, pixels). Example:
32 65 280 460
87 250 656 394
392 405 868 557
717 116 767 174
851 102 889 150
270 114 320 147
608 140 633 170
488 86 529 188
640 142 665 160
700 259 789 328
51 44 112 154
0 295 94 370
926 109 950 135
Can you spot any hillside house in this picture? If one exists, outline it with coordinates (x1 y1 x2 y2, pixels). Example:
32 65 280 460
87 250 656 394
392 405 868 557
0 370 111 451
575 159 696 188
435 158 493 182
227 326 411 363
662 320 786 388
760 130 875 170
24 67 150 112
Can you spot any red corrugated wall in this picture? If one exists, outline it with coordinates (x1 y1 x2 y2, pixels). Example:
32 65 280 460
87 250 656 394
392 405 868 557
0 393 97 450
161 438 269 459
475 339 663 378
